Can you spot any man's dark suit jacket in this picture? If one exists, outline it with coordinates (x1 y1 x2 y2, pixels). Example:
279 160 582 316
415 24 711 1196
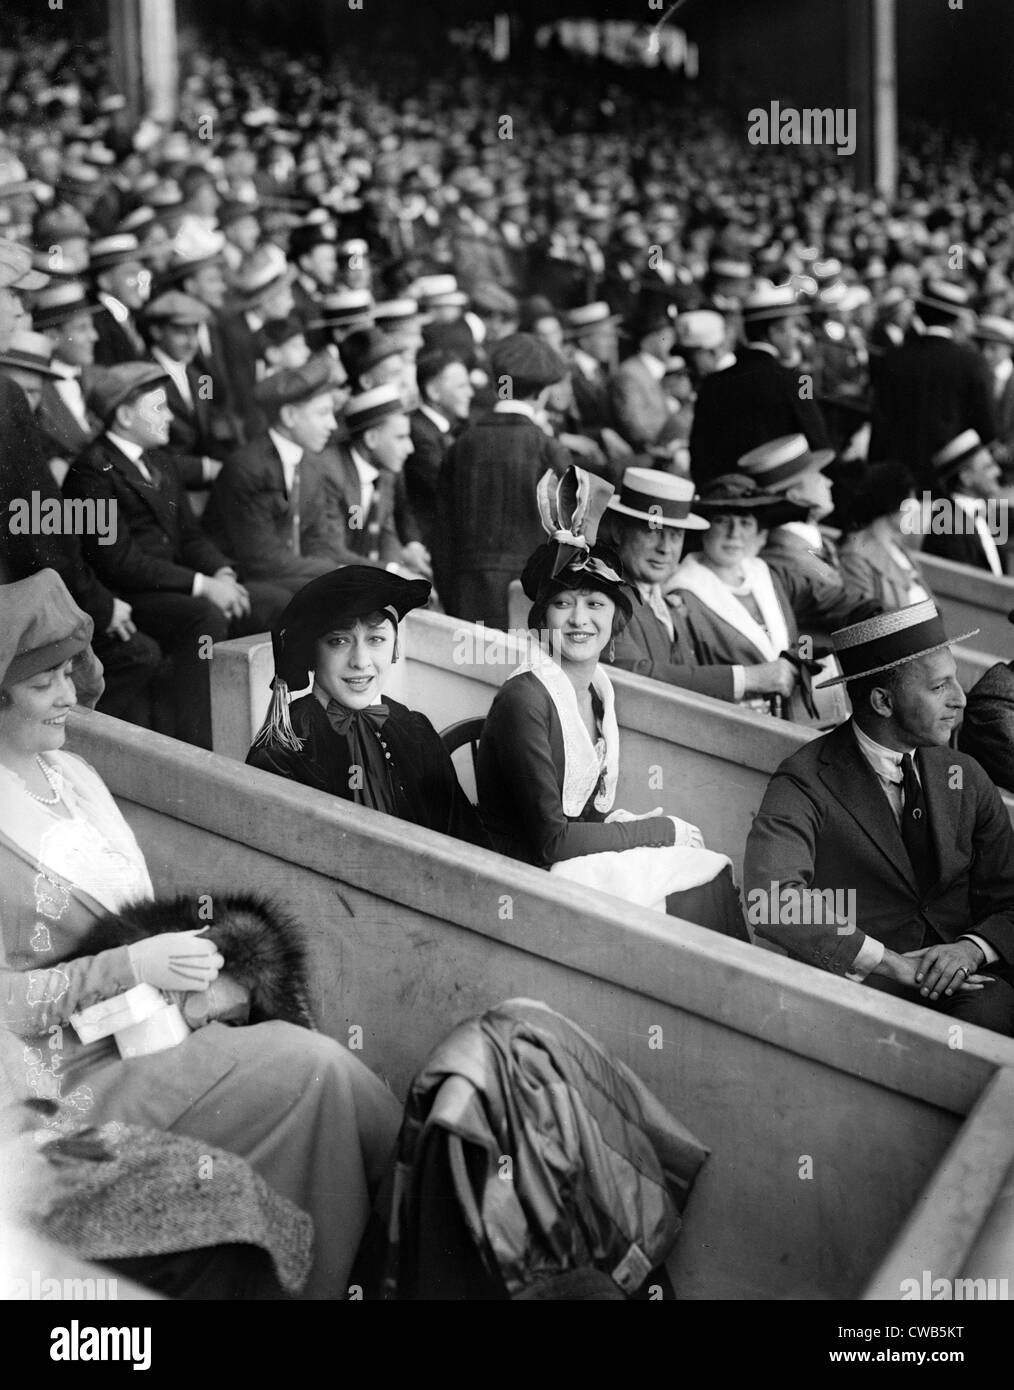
869 333 997 489
438 409 571 627
744 718 1014 974
606 595 737 702
569 362 615 433
215 309 264 439
959 661 1014 794
64 435 230 595
35 378 101 461
922 524 995 572
403 408 452 552
203 431 338 587
316 440 402 568
93 306 147 366
690 347 831 488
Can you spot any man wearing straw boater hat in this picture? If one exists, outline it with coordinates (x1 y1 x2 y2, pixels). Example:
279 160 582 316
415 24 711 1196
745 600 1014 1035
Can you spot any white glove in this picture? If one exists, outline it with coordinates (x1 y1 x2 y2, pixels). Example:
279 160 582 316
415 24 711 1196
669 816 705 849
128 930 224 992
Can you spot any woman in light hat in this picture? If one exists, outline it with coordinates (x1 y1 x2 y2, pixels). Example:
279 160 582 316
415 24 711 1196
247 566 487 846
0 569 403 1299
598 468 799 706
476 468 746 937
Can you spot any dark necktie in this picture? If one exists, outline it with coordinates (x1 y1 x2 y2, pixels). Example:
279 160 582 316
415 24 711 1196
900 751 936 894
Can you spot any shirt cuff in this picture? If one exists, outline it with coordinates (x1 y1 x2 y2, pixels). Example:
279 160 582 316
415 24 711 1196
846 934 885 983
191 573 205 598
732 665 745 701
960 934 998 966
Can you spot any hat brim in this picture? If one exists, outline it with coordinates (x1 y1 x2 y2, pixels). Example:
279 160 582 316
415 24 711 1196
32 301 104 326
816 629 980 687
565 315 622 337
742 304 810 321
0 354 63 378
606 497 709 530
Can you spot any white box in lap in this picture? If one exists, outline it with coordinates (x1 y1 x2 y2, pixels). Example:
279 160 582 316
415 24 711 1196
71 983 188 1056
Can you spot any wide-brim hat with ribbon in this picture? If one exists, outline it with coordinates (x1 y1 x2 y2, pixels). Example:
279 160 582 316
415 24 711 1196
694 472 810 527
606 467 708 531
31 280 103 329
0 568 103 707
818 598 978 687
916 280 970 319
255 567 430 752
931 428 995 481
737 433 835 490
741 281 809 322
0 329 62 378
521 467 639 627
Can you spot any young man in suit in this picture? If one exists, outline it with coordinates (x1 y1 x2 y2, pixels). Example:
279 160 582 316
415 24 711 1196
690 283 831 489
33 281 103 462
973 315 1014 465
141 290 227 490
90 234 153 366
869 281 997 490
922 430 1007 575
565 301 620 433
203 357 346 596
745 600 1014 1035
318 383 431 578
64 364 284 747
608 300 680 452
402 348 473 554
438 332 573 628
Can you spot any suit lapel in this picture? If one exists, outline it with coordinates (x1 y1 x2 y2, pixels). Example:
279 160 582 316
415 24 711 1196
817 722 918 892
918 749 960 895
106 440 176 529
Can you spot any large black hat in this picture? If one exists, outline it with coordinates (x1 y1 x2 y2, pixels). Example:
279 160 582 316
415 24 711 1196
256 567 430 751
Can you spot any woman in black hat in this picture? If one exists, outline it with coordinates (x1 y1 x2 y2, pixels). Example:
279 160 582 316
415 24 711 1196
246 566 487 845
670 474 816 719
476 468 746 938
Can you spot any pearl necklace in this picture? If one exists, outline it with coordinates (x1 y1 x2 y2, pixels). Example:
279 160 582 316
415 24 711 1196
26 756 62 806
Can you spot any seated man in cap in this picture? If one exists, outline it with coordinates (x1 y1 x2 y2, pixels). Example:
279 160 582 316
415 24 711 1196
690 283 832 490
90 234 153 366
869 281 996 491
64 364 286 747
744 600 1014 1036
438 331 573 628
33 282 104 462
141 291 230 493
598 467 798 705
922 430 1009 575
401 349 473 557
608 301 682 454
0 341 162 729
204 358 350 597
317 383 431 580
745 434 883 641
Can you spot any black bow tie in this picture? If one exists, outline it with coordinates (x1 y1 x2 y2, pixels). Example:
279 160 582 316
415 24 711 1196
325 700 389 737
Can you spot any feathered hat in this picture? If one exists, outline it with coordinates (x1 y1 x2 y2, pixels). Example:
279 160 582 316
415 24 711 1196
521 466 639 626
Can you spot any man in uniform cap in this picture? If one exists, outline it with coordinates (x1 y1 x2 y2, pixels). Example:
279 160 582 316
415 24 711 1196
437 332 571 627
65 363 281 747
869 281 996 489
746 600 1014 1036
690 282 831 489
203 356 347 598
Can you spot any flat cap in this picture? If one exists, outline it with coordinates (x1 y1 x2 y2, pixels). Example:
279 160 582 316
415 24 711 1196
489 332 567 393
142 291 211 325
254 355 334 414
88 362 169 422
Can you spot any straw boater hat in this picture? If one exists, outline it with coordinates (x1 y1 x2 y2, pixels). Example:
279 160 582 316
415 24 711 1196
817 599 978 688
741 282 808 322
606 467 708 531
0 329 63 378
737 434 835 490
931 429 996 481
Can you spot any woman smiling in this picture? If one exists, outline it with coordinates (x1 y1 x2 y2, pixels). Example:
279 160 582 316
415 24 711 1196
246 566 487 844
476 468 746 936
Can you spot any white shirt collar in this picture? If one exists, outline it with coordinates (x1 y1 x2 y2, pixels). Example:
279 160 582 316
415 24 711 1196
97 291 130 325
419 402 451 433
745 341 781 359
996 356 1014 387
572 348 600 379
268 427 304 495
150 346 192 399
50 359 81 380
852 719 916 785
106 430 145 463
493 399 538 419
636 351 667 381
923 325 954 339
350 444 379 485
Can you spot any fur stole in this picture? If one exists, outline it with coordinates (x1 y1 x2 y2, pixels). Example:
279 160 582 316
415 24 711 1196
76 892 316 1031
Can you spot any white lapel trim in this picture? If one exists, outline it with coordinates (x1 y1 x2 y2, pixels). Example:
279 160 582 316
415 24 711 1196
672 555 789 661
